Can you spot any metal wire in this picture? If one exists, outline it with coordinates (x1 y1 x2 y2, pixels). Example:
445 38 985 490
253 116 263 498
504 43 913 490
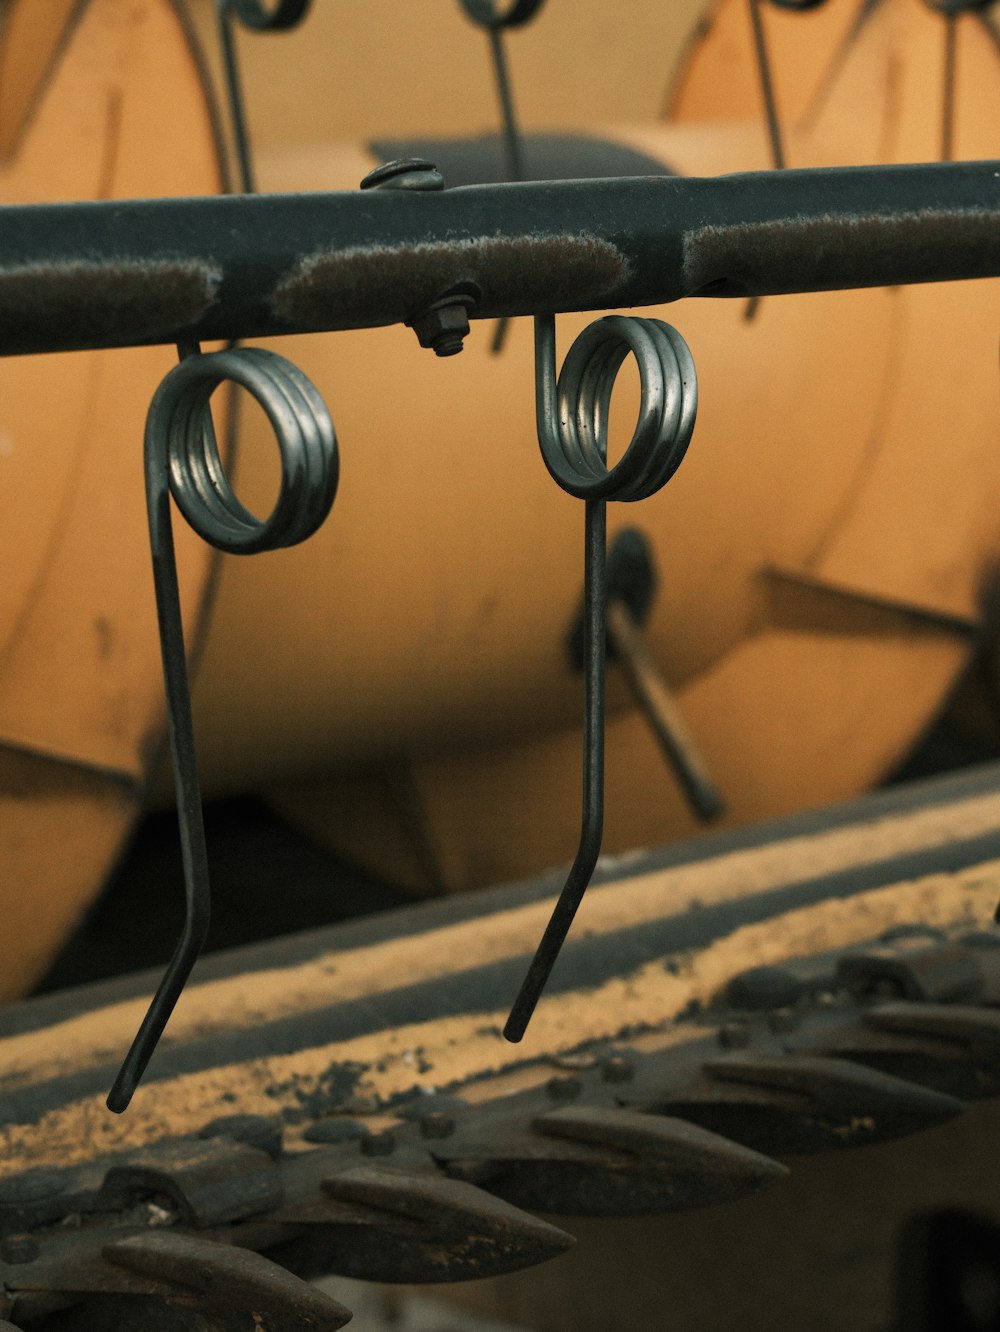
459 0 544 353
745 0 786 321
504 314 697 1042
107 345 338 1113
218 0 313 194
941 11 957 161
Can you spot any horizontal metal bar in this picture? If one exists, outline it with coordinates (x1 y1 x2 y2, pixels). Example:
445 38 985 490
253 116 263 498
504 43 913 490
0 161 996 356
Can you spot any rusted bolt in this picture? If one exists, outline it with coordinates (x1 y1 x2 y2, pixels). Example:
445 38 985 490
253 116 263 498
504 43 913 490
359 158 445 192
601 1055 635 1084
718 1021 751 1050
545 1074 583 1102
357 160 478 357
0 1233 39 1265
419 1111 456 1140
407 288 479 358
360 1130 397 1157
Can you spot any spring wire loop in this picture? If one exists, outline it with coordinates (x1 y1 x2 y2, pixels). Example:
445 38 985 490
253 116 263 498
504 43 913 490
504 314 697 1042
107 345 338 1113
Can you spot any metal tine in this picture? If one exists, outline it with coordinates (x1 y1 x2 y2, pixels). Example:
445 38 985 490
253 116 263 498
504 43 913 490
217 0 313 195
636 1053 965 1156
504 315 697 1041
432 1105 785 1217
277 1165 573 1282
792 1002 1000 1101
744 0 785 320
103 1232 352 1332
459 0 545 352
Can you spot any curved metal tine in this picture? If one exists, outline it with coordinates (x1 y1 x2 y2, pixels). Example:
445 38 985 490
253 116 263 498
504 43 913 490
745 0 785 322
979 7 1000 60
504 499 606 1042
505 314 607 1041
799 0 886 131
107 342 213 1114
217 1 313 195
218 0 256 193
941 11 957 162
480 2 531 354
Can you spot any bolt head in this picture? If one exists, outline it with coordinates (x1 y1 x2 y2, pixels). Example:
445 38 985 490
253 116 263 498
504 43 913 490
546 1074 583 1102
767 1007 801 1035
360 159 444 192
419 1111 456 1140
718 1022 751 1050
408 301 472 357
601 1054 635 1084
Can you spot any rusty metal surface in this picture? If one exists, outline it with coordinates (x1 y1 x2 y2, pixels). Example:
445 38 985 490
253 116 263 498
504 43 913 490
0 161 996 355
7 920 1000 1325
285 1166 575 1282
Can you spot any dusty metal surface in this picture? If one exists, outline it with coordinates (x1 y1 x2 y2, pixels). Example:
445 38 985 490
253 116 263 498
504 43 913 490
4 926 1000 1325
0 161 997 355
3 765 1000 1325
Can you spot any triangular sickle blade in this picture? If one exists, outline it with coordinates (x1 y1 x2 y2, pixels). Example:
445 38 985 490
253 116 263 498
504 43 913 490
642 1053 965 1155
434 1103 786 1216
103 1232 352 1332
277 1165 575 1282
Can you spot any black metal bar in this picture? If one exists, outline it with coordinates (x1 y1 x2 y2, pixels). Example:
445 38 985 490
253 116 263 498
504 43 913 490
0 161 996 356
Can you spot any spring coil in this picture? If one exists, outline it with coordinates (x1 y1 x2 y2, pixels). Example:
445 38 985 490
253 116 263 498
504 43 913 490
505 313 697 1043
109 345 337 1114
149 345 338 554
535 313 697 502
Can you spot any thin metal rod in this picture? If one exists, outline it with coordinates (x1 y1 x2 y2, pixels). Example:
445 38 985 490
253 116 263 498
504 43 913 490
504 498 606 1042
745 0 786 322
799 0 885 131
489 27 526 182
107 344 213 1113
980 8 1000 60
941 12 957 163
219 4 256 193
606 600 723 822
748 0 786 171
487 26 525 354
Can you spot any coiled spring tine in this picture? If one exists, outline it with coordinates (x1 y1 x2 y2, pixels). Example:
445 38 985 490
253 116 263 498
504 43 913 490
217 0 313 194
504 313 697 1042
460 0 545 353
107 344 338 1113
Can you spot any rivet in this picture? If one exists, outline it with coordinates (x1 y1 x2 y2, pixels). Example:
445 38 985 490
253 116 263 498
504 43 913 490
545 1075 583 1102
767 1008 801 1035
0 1233 39 1265
601 1055 635 1084
718 1022 751 1050
419 1112 456 1140
360 1130 397 1157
